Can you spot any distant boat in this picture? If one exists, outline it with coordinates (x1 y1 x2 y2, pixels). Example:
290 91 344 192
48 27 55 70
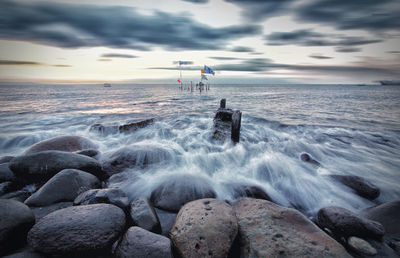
103 83 111 87
378 80 400 86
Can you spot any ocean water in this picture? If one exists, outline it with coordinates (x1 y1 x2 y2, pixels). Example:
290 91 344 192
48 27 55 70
1 83 399 216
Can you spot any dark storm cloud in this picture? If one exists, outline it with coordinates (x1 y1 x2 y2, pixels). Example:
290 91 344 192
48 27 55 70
182 0 209 3
101 53 138 59
231 46 254 52
0 60 42 66
335 47 362 53
309 54 333 59
0 0 261 51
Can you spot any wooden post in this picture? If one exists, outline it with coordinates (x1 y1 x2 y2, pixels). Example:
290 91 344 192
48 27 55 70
231 110 241 143
220 99 226 108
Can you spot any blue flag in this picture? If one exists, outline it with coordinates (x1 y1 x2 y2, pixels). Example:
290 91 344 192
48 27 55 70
179 61 192 65
203 65 215 75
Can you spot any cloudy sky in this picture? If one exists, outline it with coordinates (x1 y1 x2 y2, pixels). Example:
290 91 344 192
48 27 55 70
0 0 399 84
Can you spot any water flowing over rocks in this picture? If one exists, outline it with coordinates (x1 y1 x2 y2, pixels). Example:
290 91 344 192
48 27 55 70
74 188 129 209
225 182 272 201
23 135 97 155
233 198 351 257
300 153 321 166
0 199 36 256
115 226 172 258
24 169 100 207
129 197 161 234
330 174 380 200
170 198 238 258
150 174 216 212
90 118 154 136
9 150 106 183
27 204 126 256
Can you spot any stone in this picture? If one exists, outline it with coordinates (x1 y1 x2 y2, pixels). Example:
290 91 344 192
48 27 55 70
233 198 351 257
0 181 13 196
150 174 216 212
347 236 377 256
9 150 106 183
0 199 36 256
300 153 321 166
115 226 172 258
226 182 272 201
30 202 73 221
24 169 100 207
330 174 380 200
130 197 161 234
75 149 100 158
170 198 238 258
155 208 177 237
23 135 97 155
0 156 14 164
2 246 45 258
318 206 385 239
0 189 32 202
27 204 126 256
74 188 129 209
0 163 15 183
90 119 154 136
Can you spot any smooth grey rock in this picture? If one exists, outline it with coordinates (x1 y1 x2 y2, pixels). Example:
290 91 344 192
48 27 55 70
0 163 15 183
330 174 380 200
23 135 97 155
226 182 272 201
170 198 238 258
347 236 377 256
318 206 385 239
155 208 177 237
130 197 161 233
31 202 73 221
150 174 216 212
74 188 129 209
0 181 13 196
2 246 44 258
233 198 351 257
0 189 32 202
0 199 35 255
27 204 126 256
25 169 100 207
115 226 172 258
0 156 14 164
9 150 106 183
75 149 100 158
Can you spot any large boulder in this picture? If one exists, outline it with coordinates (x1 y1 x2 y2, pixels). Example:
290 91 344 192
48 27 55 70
74 188 129 209
23 135 97 155
330 175 380 200
233 198 351 257
318 206 385 239
150 174 216 212
115 226 172 258
9 150 106 183
170 198 238 258
0 199 36 255
130 197 161 233
24 169 100 207
27 204 126 256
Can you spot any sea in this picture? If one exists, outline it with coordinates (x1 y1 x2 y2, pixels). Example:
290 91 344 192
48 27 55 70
1 83 399 216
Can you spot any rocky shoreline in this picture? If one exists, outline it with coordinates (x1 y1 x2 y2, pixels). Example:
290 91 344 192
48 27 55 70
1 126 400 257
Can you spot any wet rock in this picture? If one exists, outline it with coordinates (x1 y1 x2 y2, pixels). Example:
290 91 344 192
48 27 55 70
388 240 400 255
233 198 351 257
330 174 380 200
2 246 45 258
30 202 73 221
9 150 106 183
155 208 177 237
106 171 139 188
318 206 385 239
25 169 100 207
150 174 216 212
0 189 32 202
0 163 15 183
212 108 233 141
74 188 129 209
347 236 377 256
170 198 238 258
27 204 126 256
0 181 13 196
24 135 97 155
90 118 154 136
0 156 14 164
75 149 100 158
300 153 321 166
130 197 161 234
0 199 35 256
226 182 272 201
115 226 172 258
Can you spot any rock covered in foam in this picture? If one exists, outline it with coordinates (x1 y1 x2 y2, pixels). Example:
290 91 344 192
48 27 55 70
23 136 97 155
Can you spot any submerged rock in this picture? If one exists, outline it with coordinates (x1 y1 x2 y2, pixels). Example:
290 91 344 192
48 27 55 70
130 197 161 234
74 188 129 209
226 182 272 201
347 236 377 256
170 198 238 258
330 174 380 200
90 118 154 136
23 135 97 155
300 153 321 166
233 198 351 257
150 174 216 212
27 204 126 256
0 163 15 183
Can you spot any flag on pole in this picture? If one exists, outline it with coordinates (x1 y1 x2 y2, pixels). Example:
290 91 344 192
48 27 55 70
177 79 181 83
201 69 204 74
179 61 192 65
203 65 215 75
201 74 208 80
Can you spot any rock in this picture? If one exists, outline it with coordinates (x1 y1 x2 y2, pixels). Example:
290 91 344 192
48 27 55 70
0 199 36 255
155 208 177 237
30 202 72 221
0 156 14 164
90 119 154 136
300 153 321 166
318 206 385 239
0 163 15 183
347 236 377 256
24 135 97 155
115 226 172 258
0 181 13 196
27 204 126 256
226 182 272 201
75 149 100 158
130 197 161 234
74 188 129 209
170 198 238 258
233 198 351 257
212 108 233 141
2 246 45 258
388 240 400 255
106 171 139 188
330 174 380 200
0 189 32 202
150 174 216 212
24 169 100 207
9 150 106 183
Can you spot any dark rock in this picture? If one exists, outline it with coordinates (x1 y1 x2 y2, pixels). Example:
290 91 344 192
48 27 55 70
213 108 233 141
74 188 129 209
300 153 321 166
170 198 238 258
318 206 385 239
0 181 13 196
27 204 126 256
330 174 380 200
215 108 233 122
30 202 73 221
0 189 32 202
90 119 154 136
347 236 377 256
115 226 172 258
106 171 139 188
155 208 177 237
233 198 351 257
24 135 97 155
0 163 15 183
119 118 155 134
231 110 242 143
75 149 100 158
130 197 161 234
2 246 44 258
150 174 216 212
0 199 35 256
9 150 106 183
365 239 399 257
388 240 400 255
226 182 272 201
24 169 100 207
0 156 14 164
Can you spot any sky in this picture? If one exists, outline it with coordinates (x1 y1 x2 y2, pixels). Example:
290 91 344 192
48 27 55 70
0 0 399 84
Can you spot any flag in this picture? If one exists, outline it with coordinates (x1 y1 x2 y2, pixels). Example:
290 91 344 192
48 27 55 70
177 79 181 83
201 74 208 80
201 69 204 74
179 61 192 65
203 65 215 75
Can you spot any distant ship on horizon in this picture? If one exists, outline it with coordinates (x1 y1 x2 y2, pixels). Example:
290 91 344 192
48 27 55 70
378 80 400 86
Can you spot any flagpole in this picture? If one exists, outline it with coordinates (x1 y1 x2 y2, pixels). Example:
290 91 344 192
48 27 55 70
179 62 182 89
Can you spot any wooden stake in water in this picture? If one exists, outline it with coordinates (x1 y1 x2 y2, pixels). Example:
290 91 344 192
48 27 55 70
231 110 242 143
220 99 226 108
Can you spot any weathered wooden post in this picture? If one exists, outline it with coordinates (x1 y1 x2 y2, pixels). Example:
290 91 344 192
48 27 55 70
231 110 242 143
220 99 226 108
